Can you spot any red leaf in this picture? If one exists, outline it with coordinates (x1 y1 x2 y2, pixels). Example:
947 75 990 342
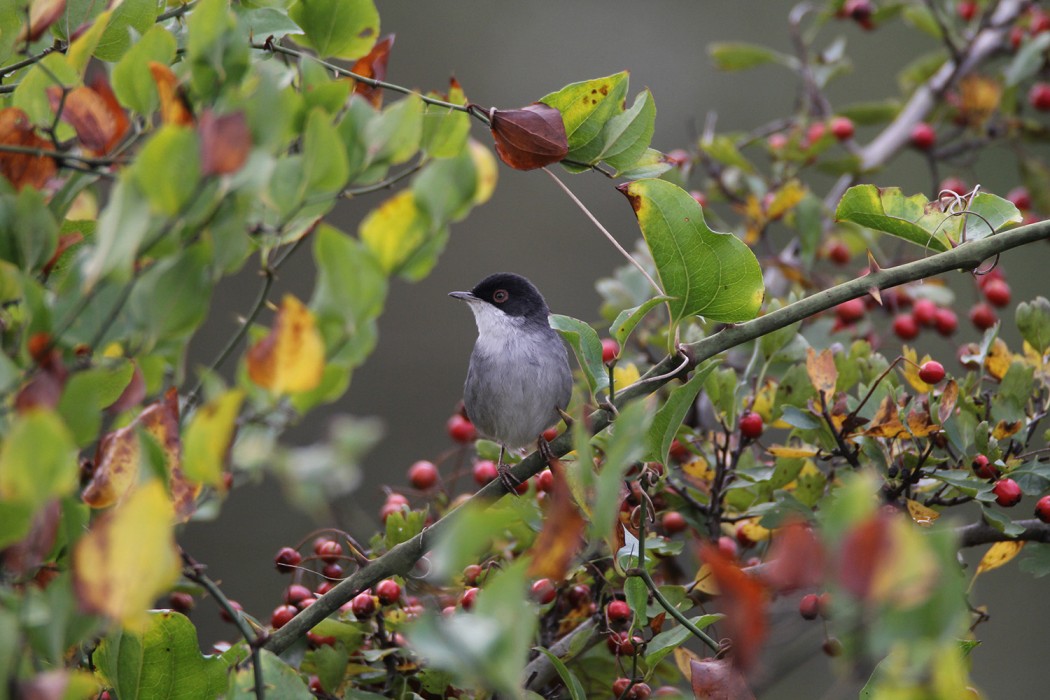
837 511 891 600
487 102 567 170
88 75 131 152
16 0 67 44
47 86 120 154
690 657 757 700
199 110 251 176
762 521 825 593
349 34 394 107
700 542 767 672
0 107 57 190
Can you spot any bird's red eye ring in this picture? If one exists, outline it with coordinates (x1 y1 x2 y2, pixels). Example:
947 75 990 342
493 289 509 303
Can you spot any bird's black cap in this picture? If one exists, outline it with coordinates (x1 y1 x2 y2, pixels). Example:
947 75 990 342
453 272 551 322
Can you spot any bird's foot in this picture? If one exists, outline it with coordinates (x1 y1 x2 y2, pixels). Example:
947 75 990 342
497 463 523 495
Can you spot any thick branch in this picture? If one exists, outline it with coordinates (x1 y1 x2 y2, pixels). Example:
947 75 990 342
956 519 1050 547
264 217 1050 655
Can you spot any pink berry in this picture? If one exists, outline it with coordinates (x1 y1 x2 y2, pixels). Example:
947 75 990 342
982 279 1011 308
969 302 997 330
940 177 969 196
934 307 958 336
912 298 938 326
835 298 867 324
1007 186 1032 210
661 510 688 534
799 593 820 620
601 337 620 363
473 460 499 486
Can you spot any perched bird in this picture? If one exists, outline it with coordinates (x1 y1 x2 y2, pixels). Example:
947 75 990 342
449 272 573 483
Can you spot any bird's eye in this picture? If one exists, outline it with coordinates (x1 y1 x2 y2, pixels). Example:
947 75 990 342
493 289 509 303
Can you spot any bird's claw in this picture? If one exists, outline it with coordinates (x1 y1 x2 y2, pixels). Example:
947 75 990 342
497 464 523 495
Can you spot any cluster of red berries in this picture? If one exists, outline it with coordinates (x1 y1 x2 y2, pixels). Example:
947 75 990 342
970 455 1050 516
798 592 842 656
833 292 959 340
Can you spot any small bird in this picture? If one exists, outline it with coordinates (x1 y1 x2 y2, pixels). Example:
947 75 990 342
449 273 573 484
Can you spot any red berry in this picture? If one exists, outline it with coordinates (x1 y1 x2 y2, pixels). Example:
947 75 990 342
271 604 297 629
169 591 194 614
296 596 317 611
844 0 873 22
969 302 997 330
957 1 978 22
739 412 763 439
219 600 243 623
350 592 377 618
982 279 1011 308
601 337 620 363
447 414 477 443
992 478 1023 507
669 439 691 461
463 564 483 585
613 678 632 697
735 522 756 549
537 469 554 492
315 539 342 564
799 593 820 620
376 579 402 605
385 492 409 507
934 307 958 336
818 592 833 619
666 149 690 167
323 563 344 580
827 241 852 266
892 314 920 340
912 298 938 326
542 426 559 442
408 459 439 490
805 121 827 147
567 584 591 606
530 578 557 605
835 298 867 324
972 454 1000 480
662 510 688 534
717 535 739 559
460 587 479 610
910 122 936 150
606 599 632 624
940 177 969 197
830 116 855 141
1033 10 1050 34
473 460 499 486
284 584 312 605
1035 495 1050 523
918 360 945 384
308 676 324 693
690 190 708 207
823 637 844 657
380 501 406 522
1007 186 1032 211
274 546 302 573
315 581 333 595
1029 82 1050 111
767 133 788 151
606 631 643 656
1009 25 1025 50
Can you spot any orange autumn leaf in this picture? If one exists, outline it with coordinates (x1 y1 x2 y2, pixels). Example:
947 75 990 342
906 499 940 527
806 347 837 404
73 481 181 630
148 62 194 126
762 521 825 593
766 444 819 458
0 107 57 190
88 75 131 152
526 457 585 581
349 34 394 107
47 86 124 154
862 396 941 439
699 542 767 671
246 295 326 394
992 419 1023 439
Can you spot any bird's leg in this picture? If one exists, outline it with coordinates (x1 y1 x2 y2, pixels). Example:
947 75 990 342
537 435 558 470
495 444 523 494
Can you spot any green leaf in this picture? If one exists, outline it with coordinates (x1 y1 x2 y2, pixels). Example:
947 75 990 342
533 648 585 700
541 72 629 164
647 362 716 465
0 410 78 509
591 400 652 541
422 82 470 159
94 610 228 700
617 148 672 180
699 134 755 174
183 390 244 487
709 42 794 71
111 25 178 115
365 94 424 166
625 577 648 626
901 6 941 39
898 50 947 95
413 148 478 224
1005 33 1050 87
83 177 153 286
619 179 764 325
300 59 352 117
226 649 312 699
610 295 671 348
1019 543 1050 578
289 0 380 59
0 186 58 272
133 125 201 216
302 108 351 193
549 314 609 395
67 10 112 75
597 89 656 173
837 99 902 125
128 245 213 343
94 0 158 62
12 54 80 126
301 645 348 695
58 361 135 447
1016 297 1050 354
645 614 722 668
979 506 1026 537
964 193 1023 242
358 190 431 275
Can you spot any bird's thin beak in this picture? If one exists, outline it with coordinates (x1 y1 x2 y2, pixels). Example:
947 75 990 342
448 291 476 302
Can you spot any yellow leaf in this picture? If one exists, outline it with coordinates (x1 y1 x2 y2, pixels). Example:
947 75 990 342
673 646 703 681
682 456 714 482
975 541 1024 577
766 179 807 220
992 419 1022 440
905 499 940 527
693 563 720 595
183 390 244 488
246 295 326 395
751 380 776 422
737 518 770 543
984 338 1011 380
73 481 181 630
805 347 837 404
612 362 640 394
359 190 430 274
767 445 819 458
469 139 498 205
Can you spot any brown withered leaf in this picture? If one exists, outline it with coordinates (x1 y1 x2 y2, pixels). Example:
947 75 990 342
699 542 767 672
487 102 567 170
48 86 119 154
349 34 394 107
937 379 958 425
88 75 131 152
0 107 57 190
905 409 940 438
16 0 67 43
805 347 837 405
761 521 825 593
992 419 1023 439
836 511 891 600
862 395 905 438
148 62 194 126
199 110 251 176
526 457 585 581
690 657 757 700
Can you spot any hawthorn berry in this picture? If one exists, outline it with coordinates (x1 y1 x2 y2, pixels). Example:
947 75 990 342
408 460 439 490
567 584 591 606
463 564 483 585
1032 10 1050 34
536 468 554 492
827 240 852 266
982 279 1011 308
972 455 1000 480
799 593 820 620
669 438 691 461
993 478 1022 507
447 414 477 443
322 563 344 580
830 116 855 140
606 631 642 656
314 582 333 596
767 133 789 151
1007 186 1032 211
918 360 945 384
940 177 969 196
662 510 689 534
284 584 312 605
542 426 559 442
690 190 708 207
606 599 632 624
274 546 302 573
739 412 764 439
892 313 920 340
376 579 402 605
473 460 499 486
1035 495 1050 523
835 298 867 324
601 337 620 363
350 591 377 618
934 307 958 336
969 302 997 330
613 678 632 697
219 600 243 623
957 1 978 22
735 522 756 549
823 637 844 657
169 592 195 614
530 578 557 605
1029 82 1050 111
910 122 936 150
271 604 297 629
912 298 937 326
460 587 479 610
844 0 874 29
315 539 342 564
805 121 827 147
717 535 739 559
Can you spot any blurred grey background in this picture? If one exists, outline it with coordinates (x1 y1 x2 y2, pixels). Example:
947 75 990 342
183 2 1049 696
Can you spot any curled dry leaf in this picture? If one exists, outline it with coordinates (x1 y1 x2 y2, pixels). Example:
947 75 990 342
148 62 194 126
486 102 568 170
0 107 57 190
349 34 394 107
47 86 124 154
